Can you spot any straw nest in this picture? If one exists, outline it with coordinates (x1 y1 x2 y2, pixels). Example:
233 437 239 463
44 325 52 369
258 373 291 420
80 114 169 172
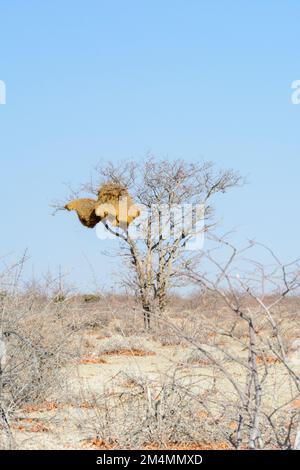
65 183 140 228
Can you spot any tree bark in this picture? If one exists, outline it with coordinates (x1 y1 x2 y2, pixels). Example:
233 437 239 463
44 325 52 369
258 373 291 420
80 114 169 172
143 304 151 330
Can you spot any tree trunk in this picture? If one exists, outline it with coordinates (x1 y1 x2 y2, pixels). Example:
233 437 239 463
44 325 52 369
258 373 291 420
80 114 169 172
143 304 151 330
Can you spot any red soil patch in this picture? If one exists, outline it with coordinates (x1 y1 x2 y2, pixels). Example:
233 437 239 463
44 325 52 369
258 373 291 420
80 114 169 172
13 425 26 432
289 399 300 408
78 401 95 409
85 439 231 451
143 442 232 450
83 438 118 450
21 402 61 413
197 411 209 419
207 332 217 338
256 355 279 365
79 357 107 364
16 417 35 424
13 421 49 433
28 423 49 433
190 359 212 366
102 349 155 357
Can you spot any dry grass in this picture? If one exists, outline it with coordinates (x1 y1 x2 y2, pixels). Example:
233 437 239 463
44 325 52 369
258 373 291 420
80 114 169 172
143 442 233 450
1 266 300 450
102 349 155 357
96 334 155 356
182 348 215 366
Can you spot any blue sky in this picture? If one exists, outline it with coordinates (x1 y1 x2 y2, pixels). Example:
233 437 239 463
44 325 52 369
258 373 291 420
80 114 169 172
0 1 299 291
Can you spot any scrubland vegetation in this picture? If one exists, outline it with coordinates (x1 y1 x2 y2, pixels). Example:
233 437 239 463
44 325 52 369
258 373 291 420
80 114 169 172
1 245 300 450
1 158 299 450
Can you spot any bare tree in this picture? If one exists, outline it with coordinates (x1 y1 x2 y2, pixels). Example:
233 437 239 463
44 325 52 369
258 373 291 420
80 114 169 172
74 157 243 328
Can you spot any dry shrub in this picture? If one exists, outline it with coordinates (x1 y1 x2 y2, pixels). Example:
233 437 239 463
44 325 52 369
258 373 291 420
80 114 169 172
0 260 86 447
182 348 215 366
1 312 69 411
80 371 221 449
97 335 155 356
82 294 101 303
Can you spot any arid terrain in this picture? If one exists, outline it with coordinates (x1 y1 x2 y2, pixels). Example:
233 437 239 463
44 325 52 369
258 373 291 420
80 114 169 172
1 290 300 450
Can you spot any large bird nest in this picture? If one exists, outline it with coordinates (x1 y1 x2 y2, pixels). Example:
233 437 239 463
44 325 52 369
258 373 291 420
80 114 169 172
65 182 140 229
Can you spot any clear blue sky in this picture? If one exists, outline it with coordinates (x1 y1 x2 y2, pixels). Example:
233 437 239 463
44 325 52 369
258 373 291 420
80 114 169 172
0 1 299 291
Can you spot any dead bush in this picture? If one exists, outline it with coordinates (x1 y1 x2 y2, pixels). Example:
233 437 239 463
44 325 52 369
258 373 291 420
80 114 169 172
97 335 155 356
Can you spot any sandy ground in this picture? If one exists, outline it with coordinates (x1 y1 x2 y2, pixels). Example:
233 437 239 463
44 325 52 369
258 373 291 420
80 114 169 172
9 328 300 450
